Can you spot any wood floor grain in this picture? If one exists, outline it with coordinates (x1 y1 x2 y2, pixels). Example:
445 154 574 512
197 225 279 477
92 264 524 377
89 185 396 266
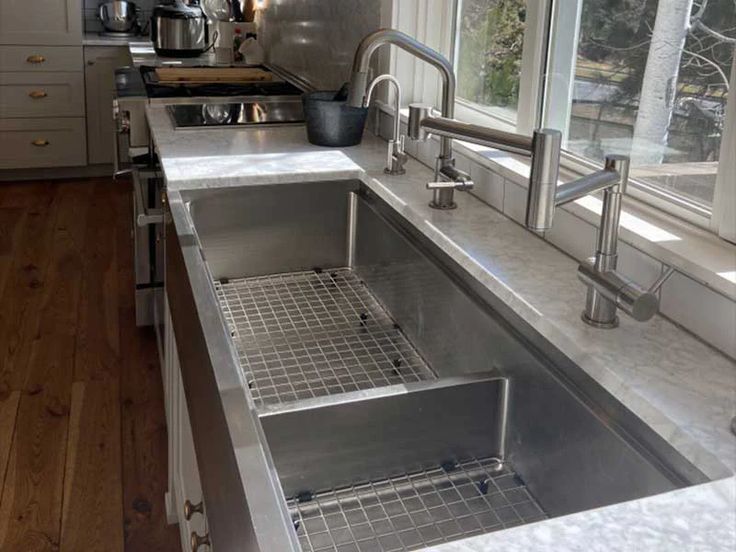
0 179 180 552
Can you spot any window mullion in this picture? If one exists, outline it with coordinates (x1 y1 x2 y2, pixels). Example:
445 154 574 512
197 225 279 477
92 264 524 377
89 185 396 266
516 0 553 135
542 0 583 141
711 56 736 242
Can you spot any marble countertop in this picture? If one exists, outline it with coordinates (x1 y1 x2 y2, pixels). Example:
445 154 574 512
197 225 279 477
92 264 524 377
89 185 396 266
83 32 144 47
146 104 736 550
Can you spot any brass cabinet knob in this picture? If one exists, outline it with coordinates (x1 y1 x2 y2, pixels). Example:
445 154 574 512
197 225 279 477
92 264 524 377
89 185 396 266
26 55 46 64
183 499 203 520
31 139 49 147
28 90 47 99
190 531 210 551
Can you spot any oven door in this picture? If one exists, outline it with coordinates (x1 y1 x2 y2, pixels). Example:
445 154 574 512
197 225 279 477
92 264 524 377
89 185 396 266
132 167 165 328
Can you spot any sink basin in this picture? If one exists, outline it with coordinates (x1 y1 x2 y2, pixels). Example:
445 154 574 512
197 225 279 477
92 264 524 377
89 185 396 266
165 179 711 552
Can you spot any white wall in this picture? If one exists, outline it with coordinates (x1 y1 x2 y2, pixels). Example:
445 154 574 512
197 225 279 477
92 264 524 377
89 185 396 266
258 0 384 90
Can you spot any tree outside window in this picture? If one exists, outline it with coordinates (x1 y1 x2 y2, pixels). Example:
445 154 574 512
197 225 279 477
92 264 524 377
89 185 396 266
455 0 735 211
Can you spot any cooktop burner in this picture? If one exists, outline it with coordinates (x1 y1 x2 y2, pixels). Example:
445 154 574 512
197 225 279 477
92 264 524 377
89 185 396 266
167 101 305 128
140 65 303 99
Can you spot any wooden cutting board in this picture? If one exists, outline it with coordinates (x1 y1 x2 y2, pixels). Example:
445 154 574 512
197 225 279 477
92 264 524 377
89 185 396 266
154 67 273 84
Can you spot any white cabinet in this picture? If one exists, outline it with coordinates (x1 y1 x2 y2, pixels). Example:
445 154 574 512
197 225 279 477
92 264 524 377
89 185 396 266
84 46 132 165
0 72 85 118
0 0 83 46
0 117 87 169
164 300 211 552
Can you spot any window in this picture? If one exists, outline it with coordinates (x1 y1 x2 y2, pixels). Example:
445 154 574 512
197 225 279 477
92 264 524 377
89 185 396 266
563 0 734 213
391 0 735 236
455 0 528 124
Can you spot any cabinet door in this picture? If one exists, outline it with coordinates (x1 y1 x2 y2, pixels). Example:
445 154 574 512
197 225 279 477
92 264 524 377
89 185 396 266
176 376 208 551
0 0 83 46
84 46 132 165
165 304 209 551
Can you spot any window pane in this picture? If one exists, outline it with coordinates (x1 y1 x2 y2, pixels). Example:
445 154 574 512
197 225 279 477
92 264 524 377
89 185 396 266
568 0 734 209
456 0 527 122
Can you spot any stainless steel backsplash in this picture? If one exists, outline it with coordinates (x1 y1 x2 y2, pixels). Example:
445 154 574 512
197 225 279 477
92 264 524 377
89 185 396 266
259 0 383 90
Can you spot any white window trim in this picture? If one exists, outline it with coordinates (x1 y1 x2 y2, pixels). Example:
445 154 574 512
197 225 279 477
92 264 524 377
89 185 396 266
711 56 736 242
388 0 734 242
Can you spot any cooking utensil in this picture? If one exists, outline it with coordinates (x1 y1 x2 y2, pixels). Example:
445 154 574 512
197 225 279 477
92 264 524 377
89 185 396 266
98 0 140 33
151 0 212 57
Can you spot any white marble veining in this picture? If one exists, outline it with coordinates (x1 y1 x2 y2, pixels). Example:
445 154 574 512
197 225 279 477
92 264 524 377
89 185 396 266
146 103 736 550
83 32 141 47
129 41 220 67
429 477 736 552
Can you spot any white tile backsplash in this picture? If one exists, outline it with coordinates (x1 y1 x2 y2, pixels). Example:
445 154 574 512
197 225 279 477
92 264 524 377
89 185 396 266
469 163 504 210
660 272 736 359
617 242 664 293
502 179 527 224
545 208 597 263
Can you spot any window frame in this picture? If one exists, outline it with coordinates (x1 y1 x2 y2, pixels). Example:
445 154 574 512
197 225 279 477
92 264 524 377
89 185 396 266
446 0 734 238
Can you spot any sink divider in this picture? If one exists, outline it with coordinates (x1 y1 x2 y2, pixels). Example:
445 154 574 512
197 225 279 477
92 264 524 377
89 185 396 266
258 373 509 499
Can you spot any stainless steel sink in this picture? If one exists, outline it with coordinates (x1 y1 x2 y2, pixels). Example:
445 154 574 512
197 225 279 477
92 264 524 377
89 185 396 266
165 179 712 552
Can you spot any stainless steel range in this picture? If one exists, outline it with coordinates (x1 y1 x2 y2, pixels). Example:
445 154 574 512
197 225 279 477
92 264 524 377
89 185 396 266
112 65 304 335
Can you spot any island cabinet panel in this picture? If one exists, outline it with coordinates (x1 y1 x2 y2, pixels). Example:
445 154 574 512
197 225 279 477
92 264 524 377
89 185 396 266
0 0 83 46
164 302 210 552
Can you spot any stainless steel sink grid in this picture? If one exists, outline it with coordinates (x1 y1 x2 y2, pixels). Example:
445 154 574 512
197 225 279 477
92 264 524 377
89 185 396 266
288 457 546 552
215 269 436 407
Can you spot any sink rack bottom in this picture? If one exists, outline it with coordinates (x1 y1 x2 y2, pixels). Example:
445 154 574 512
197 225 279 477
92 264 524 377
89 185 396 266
215 268 436 408
288 456 547 552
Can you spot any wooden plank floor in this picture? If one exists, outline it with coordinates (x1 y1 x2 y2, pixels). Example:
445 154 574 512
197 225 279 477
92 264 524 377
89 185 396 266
0 178 180 552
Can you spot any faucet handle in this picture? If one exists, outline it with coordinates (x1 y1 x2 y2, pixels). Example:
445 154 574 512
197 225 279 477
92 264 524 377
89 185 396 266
427 180 474 192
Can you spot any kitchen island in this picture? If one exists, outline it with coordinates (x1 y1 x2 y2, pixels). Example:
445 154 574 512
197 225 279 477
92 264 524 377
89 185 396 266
147 102 736 551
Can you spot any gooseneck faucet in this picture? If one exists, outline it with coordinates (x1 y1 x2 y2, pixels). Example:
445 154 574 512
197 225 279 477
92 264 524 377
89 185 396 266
364 74 407 175
347 29 473 209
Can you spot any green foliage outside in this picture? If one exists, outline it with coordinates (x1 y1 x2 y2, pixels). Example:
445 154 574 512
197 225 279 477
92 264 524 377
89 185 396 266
456 0 526 109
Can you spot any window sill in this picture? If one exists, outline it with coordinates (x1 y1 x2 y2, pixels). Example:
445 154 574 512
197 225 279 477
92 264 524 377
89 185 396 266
385 104 736 301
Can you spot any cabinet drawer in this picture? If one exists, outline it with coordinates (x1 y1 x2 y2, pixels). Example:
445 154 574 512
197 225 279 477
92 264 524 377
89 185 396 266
0 72 84 117
0 46 82 72
0 117 86 169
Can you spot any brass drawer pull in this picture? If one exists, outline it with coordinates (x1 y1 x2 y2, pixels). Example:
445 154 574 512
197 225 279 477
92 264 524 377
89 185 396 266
183 499 203 520
26 55 46 64
28 91 48 99
190 531 210 551
31 139 49 147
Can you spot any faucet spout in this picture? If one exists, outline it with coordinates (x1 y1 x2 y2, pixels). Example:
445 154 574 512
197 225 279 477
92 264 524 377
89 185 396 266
347 29 456 165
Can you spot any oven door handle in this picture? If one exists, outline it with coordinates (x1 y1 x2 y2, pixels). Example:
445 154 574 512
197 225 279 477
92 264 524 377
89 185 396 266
133 171 165 227
113 98 133 179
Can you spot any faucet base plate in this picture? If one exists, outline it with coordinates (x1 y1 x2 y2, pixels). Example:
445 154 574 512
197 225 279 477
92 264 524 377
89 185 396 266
429 200 457 210
384 167 406 176
581 311 619 329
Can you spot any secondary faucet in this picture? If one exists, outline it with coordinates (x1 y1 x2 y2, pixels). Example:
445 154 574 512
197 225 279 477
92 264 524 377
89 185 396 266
348 28 674 328
405 103 676 327
347 29 473 209
364 74 407 175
